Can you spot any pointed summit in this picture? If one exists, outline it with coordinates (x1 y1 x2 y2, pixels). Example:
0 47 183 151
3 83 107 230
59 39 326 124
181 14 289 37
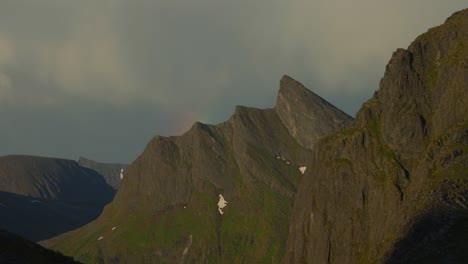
276 75 340 111
277 75 312 102
279 74 307 90
275 75 353 149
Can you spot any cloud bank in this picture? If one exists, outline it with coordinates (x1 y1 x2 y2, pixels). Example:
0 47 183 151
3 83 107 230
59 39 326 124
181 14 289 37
0 0 465 162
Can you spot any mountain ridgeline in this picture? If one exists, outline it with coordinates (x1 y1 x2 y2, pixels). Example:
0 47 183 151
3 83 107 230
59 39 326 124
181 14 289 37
42 76 352 262
0 155 116 241
42 9 467 264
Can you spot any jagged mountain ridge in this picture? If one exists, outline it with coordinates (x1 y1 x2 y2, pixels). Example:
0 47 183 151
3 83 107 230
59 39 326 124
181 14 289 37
0 155 115 241
286 9 468 263
43 76 353 263
78 157 129 190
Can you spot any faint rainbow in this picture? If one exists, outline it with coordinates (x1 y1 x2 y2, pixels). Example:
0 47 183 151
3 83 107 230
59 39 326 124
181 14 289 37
173 111 216 135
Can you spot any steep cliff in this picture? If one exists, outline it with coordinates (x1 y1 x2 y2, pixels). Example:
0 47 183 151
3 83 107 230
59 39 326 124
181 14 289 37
286 9 468 263
43 76 352 263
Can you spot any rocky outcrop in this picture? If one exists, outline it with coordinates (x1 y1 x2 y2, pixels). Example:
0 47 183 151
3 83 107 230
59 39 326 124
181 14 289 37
285 9 468 263
78 157 128 190
0 155 115 241
276 75 353 149
43 76 352 263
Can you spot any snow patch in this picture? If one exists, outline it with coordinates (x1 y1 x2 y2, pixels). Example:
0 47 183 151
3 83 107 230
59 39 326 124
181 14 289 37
112 227 117 231
97 236 103 241
299 166 307 175
217 194 228 215
277 155 292 165
120 168 124 180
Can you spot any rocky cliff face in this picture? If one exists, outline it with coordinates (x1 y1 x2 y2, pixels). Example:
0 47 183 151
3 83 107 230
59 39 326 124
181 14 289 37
43 76 352 263
0 155 115 241
276 75 353 149
78 157 128 190
286 9 467 264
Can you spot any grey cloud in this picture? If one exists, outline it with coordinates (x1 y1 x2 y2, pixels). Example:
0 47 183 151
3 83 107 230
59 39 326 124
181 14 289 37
0 100 183 163
0 1 465 162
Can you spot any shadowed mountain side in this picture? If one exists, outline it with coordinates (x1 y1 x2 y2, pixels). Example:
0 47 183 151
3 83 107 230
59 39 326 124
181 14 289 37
43 76 352 263
0 155 116 241
285 9 468 263
386 208 468 264
0 191 109 242
78 157 129 190
0 155 115 203
0 229 80 264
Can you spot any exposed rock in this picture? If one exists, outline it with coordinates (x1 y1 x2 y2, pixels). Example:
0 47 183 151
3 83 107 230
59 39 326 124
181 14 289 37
285 9 468 263
276 75 353 149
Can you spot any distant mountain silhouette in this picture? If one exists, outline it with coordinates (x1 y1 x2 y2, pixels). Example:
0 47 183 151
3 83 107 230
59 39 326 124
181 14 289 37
0 155 115 241
78 157 129 190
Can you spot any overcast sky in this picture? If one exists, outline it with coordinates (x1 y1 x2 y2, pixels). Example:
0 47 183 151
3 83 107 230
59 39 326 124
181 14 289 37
0 1 465 163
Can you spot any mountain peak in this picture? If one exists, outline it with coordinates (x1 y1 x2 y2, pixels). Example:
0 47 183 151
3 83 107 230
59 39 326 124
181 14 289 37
280 74 300 87
277 75 313 102
275 75 353 149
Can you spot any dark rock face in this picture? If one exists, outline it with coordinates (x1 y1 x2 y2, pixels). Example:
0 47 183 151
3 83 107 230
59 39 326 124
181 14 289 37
0 229 80 264
43 77 352 263
276 75 353 149
285 9 468 263
78 157 128 190
0 155 115 241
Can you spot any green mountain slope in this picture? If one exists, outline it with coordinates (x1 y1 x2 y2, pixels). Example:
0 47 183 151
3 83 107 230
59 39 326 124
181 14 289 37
286 9 468 263
42 76 352 263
